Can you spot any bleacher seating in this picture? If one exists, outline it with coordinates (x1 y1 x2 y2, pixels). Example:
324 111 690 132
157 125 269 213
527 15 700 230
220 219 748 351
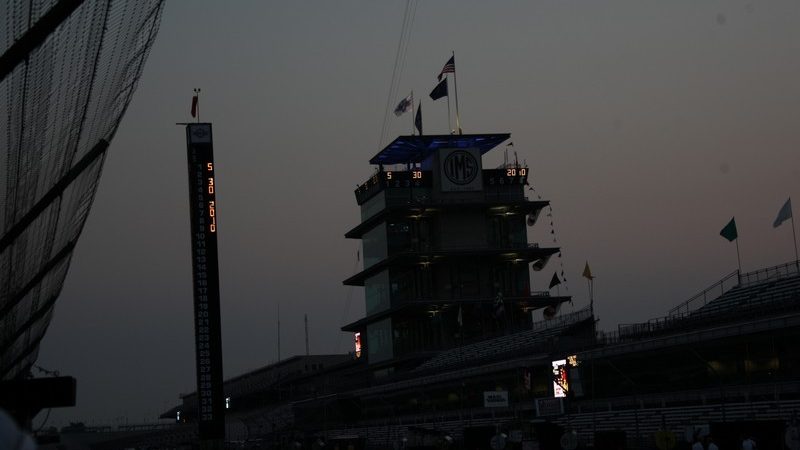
414 307 592 372
617 265 800 341
693 274 800 317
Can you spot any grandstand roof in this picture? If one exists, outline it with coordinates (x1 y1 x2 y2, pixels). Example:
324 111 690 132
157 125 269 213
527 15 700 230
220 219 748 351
369 134 510 165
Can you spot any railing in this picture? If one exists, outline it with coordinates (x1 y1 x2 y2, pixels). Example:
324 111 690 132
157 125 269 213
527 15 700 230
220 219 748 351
382 242 543 261
117 423 182 432
667 269 740 317
423 242 540 252
355 169 535 205
612 284 800 344
739 259 800 286
531 306 592 332
383 191 529 206
667 260 800 318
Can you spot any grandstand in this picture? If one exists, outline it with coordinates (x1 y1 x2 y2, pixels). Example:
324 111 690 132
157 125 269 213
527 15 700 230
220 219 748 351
144 132 800 450
414 307 593 373
142 260 800 450
616 260 800 341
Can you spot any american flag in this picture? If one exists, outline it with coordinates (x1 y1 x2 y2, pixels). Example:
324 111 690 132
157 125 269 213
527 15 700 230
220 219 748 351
437 55 455 81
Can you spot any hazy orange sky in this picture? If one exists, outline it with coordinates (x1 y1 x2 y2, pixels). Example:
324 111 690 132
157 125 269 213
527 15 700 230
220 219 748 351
36 0 800 426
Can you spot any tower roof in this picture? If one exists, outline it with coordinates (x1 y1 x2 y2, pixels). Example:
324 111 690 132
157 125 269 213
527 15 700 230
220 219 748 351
369 133 510 165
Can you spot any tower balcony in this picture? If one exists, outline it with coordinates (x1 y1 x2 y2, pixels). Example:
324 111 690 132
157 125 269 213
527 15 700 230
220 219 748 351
346 197 548 239
341 292 572 332
342 243 558 286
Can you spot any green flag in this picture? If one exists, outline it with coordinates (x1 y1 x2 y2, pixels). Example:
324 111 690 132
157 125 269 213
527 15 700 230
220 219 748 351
720 217 738 242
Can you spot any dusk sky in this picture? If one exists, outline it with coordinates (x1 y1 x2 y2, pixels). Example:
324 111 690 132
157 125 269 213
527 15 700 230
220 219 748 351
36 0 800 427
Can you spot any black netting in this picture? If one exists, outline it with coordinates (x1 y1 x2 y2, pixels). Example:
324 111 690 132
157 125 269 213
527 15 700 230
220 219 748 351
0 0 165 379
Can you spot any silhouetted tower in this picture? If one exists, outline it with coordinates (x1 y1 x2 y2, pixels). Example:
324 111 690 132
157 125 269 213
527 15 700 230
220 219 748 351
342 134 569 378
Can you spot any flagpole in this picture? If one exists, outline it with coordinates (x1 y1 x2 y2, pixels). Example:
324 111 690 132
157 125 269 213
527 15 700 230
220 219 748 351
194 88 201 123
410 91 415 135
791 198 799 268
446 77 452 133
452 51 462 134
735 239 742 282
277 300 281 361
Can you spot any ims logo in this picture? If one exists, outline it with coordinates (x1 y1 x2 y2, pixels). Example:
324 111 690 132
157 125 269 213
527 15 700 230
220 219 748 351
443 150 478 185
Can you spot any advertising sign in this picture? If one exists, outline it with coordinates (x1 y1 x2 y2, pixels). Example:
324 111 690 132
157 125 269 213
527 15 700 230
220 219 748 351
552 359 568 398
535 397 564 417
484 390 509 408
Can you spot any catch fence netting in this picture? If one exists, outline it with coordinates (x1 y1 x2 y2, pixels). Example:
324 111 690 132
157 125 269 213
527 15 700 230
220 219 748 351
0 0 165 379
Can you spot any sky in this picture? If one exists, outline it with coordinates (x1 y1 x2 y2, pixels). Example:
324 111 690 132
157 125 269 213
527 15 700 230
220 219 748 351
35 0 800 427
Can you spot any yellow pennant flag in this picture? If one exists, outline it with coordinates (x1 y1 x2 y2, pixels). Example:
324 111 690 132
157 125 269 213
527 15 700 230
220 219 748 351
582 261 594 280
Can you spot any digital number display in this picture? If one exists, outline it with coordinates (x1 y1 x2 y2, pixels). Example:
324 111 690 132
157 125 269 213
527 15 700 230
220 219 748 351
484 167 529 186
207 163 216 233
381 170 430 188
355 170 432 204
185 124 225 441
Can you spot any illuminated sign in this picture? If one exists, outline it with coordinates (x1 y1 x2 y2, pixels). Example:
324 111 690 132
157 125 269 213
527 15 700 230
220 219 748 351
552 359 568 398
484 167 529 186
354 332 362 358
567 354 579 367
185 123 225 441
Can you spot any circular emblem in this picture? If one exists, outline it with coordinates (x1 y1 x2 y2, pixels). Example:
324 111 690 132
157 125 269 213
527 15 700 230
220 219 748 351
443 150 478 185
192 126 209 139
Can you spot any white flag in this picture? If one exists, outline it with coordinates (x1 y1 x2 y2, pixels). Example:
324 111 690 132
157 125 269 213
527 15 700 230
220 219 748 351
393 93 413 116
773 198 792 228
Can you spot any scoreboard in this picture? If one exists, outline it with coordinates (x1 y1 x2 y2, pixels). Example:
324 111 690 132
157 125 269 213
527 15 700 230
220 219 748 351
185 123 225 441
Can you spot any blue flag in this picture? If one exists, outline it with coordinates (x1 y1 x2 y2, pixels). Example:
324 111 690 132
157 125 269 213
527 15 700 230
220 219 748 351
429 78 448 101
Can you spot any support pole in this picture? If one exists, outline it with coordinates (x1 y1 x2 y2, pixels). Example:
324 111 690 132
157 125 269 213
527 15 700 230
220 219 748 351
410 91 415 135
452 51 462 134
735 239 743 283
791 203 799 269
277 301 281 361
446 80 452 133
193 88 201 123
